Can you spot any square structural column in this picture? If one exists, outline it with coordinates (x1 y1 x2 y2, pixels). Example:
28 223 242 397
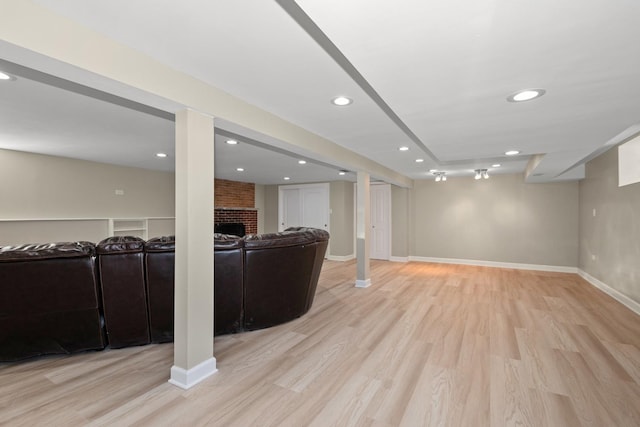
356 171 372 288
170 109 217 389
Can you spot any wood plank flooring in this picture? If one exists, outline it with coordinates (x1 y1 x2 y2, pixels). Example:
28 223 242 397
2 260 639 426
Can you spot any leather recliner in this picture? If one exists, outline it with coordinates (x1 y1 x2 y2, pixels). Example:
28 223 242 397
144 236 175 343
285 227 330 311
213 234 244 335
96 236 150 348
243 230 317 330
144 234 245 338
0 242 106 361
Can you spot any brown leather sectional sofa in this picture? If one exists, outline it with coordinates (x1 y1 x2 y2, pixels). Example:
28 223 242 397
0 228 329 362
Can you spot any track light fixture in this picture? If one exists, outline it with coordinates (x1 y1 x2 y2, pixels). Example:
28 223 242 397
433 171 447 182
474 169 489 180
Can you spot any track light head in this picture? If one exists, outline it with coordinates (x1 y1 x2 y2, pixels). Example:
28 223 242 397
433 171 447 182
475 169 489 180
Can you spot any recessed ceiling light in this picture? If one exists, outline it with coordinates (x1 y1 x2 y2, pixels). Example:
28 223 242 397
283 176 290 180
429 169 438 173
226 139 238 145
298 160 307 165
0 71 16 81
331 96 353 106
236 167 244 172
507 89 546 102
399 146 409 151
155 152 167 158
338 170 347 175
492 163 501 168
415 158 424 163
505 150 520 156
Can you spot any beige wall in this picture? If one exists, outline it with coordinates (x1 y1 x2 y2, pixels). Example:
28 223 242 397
263 185 279 233
391 185 410 258
0 149 175 244
410 173 579 267
254 184 266 234
262 182 354 257
579 147 640 303
329 181 354 257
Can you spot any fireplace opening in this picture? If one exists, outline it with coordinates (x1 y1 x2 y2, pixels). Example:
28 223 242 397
215 222 246 237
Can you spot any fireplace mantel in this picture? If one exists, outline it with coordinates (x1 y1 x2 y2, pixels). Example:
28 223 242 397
215 207 257 211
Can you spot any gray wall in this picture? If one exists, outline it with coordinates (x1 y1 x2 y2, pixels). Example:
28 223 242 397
410 173 579 267
579 147 640 303
329 181 354 257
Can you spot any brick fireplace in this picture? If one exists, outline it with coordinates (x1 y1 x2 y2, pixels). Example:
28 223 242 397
214 207 257 234
214 179 257 235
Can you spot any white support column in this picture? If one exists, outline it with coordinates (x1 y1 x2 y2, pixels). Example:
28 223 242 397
356 171 372 288
169 109 217 389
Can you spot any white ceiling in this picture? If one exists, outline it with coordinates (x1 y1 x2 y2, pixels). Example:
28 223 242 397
0 68 354 185
2 0 640 184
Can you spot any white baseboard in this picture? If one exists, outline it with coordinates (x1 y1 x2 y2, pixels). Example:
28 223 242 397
327 254 356 262
168 357 217 390
355 278 372 288
408 256 578 274
390 256 409 263
578 270 640 316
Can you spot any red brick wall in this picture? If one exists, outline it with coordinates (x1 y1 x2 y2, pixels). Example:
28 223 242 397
214 208 258 235
213 179 257 235
214 179 254 208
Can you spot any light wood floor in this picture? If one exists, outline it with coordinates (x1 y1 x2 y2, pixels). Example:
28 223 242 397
2 260 640 426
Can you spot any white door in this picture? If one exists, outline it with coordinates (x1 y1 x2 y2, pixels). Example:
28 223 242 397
281 188 301 230
370 184 391 260
301 186 329 230
279 184 329 232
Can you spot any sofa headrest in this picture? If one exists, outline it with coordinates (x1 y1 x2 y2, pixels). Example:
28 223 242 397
243 230 315 249
284 227 330 242
144 235 175 252
96 236 145 254
214 233 245 250
0 241 95 262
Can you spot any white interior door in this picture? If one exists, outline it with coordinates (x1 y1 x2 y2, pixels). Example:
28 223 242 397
302 186 329 230
370 184 391 260
279 184 329 232
281 188 300 230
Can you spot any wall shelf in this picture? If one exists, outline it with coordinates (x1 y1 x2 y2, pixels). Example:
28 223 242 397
108 218 148 239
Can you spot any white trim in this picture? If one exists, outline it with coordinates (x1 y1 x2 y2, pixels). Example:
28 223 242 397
408 256 578 274
327 254 356 262
355 278 372 288
168 357 217 390
578 270 640 316
390 256 409 263
0 216 175 222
